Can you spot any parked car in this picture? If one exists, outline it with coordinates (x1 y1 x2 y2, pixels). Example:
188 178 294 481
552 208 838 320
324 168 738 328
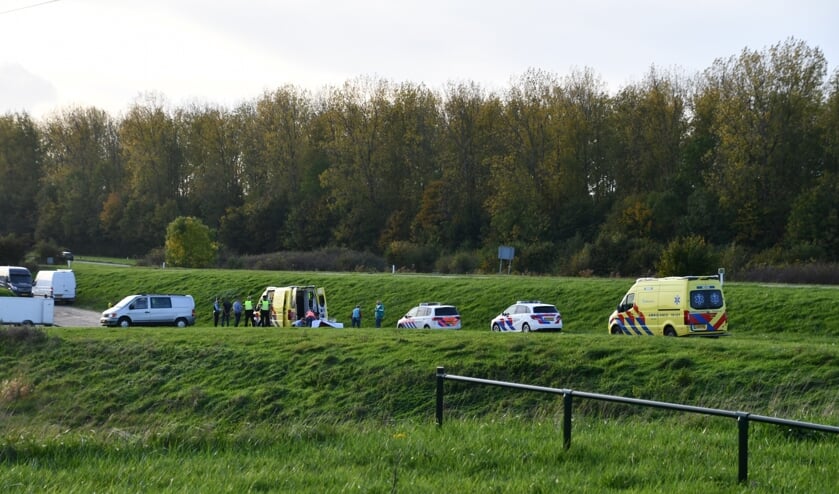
100 294 196 328
490 300 563 332
32 269 76 303
397 302 461 329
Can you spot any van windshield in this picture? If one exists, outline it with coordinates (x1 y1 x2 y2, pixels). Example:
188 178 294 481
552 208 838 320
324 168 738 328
690 290 724 310
10 272 30 283
112 295 137 308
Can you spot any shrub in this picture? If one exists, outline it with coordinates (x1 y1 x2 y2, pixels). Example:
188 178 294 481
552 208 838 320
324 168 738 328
0 326 52 347
657 235 719 276
435 252 480 274
385 241 437 272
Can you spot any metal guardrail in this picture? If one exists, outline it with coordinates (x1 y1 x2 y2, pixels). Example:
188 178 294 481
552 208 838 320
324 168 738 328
435 366 839 483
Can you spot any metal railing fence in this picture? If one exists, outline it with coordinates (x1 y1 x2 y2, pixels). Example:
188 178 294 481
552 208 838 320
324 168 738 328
435 366 839 483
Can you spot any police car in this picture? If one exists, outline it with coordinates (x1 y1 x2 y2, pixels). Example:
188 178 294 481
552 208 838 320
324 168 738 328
397 302 461 329
490 301 563 332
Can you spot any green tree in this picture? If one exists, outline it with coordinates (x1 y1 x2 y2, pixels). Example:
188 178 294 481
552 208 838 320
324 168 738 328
0 113 41 236
699 38 828 248
230 87 315 253
785 172 839 261
118 98 185 255
36 107 121 254
176 104 242 230
486 69 558 248
317 77 395 250
164 216 217 268
430 82 502 249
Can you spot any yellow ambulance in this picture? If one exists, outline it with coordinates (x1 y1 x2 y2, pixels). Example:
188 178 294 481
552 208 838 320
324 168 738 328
259 285 341 327
608 275 728 336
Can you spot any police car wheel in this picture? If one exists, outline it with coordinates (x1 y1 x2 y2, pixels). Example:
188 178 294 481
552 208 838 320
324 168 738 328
522 323 531 332
492 323 501 332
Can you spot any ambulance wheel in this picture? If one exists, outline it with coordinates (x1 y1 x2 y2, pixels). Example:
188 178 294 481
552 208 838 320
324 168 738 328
492 323 501 332
664 326 677 337
610 325 623 335
522 323 531 332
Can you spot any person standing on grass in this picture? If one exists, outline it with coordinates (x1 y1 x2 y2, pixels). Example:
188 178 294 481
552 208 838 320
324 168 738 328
351 305 362 328
232 298 243 327
244 296 254 327
213 298 221 327
260 295 271 327
374 300 385 328
221 298 232 326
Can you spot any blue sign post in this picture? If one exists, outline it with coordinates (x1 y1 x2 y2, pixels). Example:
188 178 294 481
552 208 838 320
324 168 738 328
498 246 515 274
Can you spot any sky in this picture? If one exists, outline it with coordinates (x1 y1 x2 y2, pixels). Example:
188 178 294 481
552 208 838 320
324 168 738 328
1 0 837 119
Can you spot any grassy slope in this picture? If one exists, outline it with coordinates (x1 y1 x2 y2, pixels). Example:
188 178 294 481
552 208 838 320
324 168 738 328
4 263 839 429
3 264 839 491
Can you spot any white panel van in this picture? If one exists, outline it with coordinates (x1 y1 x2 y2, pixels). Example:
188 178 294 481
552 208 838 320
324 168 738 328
100 294 196 328
32 269 76 303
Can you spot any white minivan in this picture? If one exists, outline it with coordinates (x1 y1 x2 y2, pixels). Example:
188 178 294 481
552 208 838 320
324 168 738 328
32 269 76 303
100 294 196 328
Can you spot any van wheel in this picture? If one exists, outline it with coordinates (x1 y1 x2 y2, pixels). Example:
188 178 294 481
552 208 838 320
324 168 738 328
492 323 501 332
610 325 623 335
664 326 677 337
175 318 187 328
118 317 131 328
522 323 531 332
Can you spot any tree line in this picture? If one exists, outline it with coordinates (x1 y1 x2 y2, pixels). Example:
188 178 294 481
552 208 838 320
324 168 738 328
1 38 837 276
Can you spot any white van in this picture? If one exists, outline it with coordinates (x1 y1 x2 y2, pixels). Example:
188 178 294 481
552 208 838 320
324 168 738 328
32 269 76 303
0 266 33 297
100 294 196 328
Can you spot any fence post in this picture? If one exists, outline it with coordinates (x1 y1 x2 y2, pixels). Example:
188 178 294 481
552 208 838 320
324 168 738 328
563 391 573 449
436 367 445 427
737 412 750 483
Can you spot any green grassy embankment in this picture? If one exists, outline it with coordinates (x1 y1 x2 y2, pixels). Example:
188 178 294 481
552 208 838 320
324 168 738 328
2 264 838 492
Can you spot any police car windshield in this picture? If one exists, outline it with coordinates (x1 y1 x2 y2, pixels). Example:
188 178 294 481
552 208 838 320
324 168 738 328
533 305 558 313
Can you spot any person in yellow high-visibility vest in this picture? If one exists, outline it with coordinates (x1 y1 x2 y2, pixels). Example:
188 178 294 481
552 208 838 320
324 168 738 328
244 296 254 327
259 295 271 327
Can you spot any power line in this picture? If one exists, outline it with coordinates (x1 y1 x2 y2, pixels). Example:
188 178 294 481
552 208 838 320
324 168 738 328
0 0 61 15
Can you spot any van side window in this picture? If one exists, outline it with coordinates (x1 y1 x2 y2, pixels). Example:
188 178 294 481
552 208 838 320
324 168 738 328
690 290 724 310
133 298 148 310
151 297 172 309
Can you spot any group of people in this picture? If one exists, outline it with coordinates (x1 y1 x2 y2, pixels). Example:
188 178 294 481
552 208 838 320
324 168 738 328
213 295 386 328
213 295 272 327
351 300 386 328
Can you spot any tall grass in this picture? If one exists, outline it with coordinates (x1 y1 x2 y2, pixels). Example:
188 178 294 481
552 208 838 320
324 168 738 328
2 417 837 492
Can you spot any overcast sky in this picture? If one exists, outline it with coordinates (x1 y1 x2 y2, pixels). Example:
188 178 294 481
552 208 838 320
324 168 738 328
1 0 837 119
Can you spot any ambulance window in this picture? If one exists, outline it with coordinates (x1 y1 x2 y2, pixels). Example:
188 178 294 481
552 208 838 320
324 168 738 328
690 289 723 310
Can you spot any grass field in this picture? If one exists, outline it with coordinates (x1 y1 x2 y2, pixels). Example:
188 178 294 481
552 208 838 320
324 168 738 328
2 264 839 492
